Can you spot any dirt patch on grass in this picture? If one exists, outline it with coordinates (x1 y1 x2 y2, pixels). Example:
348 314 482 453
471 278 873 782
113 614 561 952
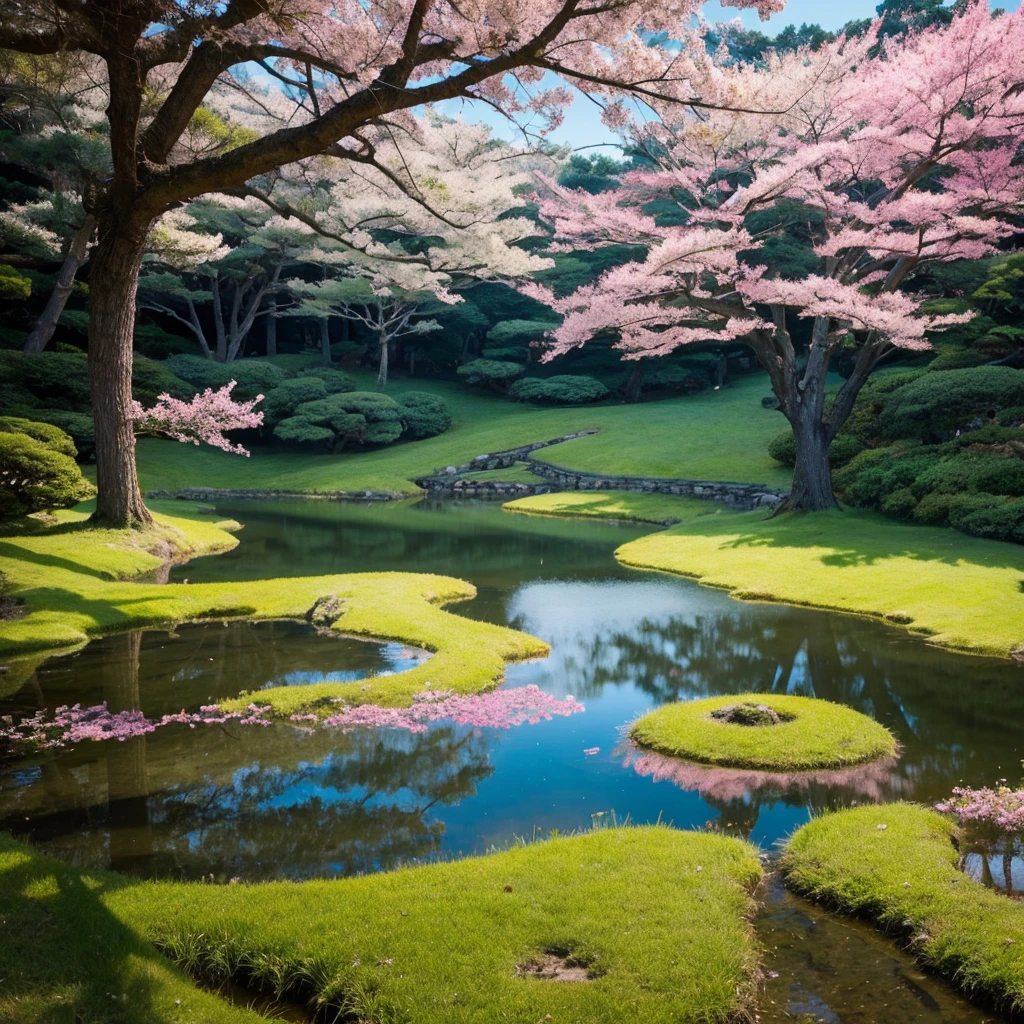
516 953 592 982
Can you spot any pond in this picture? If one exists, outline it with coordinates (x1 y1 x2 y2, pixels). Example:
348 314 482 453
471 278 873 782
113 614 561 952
1 497 1021 1022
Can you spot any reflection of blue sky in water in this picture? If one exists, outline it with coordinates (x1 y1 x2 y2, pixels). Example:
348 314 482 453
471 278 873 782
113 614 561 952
267 643 429 688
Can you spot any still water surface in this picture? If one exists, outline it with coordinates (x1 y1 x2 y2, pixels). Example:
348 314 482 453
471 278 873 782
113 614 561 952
1 498 1020 1022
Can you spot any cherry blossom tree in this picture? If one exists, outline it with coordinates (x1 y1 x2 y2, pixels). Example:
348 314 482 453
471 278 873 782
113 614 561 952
0 0 781 527
530 3 1024 511
131 382 264 456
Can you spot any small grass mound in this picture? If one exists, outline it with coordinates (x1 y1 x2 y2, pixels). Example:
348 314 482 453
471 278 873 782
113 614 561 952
782 804 1024 1017
505 490 720 525
1 827 763 1024
629 694 897 771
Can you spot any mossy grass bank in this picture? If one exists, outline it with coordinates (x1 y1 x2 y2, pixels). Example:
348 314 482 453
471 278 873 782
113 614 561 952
506 491 1024 658
504 490 720 525
782 803 1024 1017
0 505 548 712
1 826 763 1024
629 694 897 771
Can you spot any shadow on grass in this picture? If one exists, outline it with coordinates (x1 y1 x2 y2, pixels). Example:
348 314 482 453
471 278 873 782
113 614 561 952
0 834 227 1024
704 510 1024 572
0 540 117 581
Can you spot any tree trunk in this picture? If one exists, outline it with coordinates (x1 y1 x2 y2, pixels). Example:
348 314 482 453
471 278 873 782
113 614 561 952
376 333 388 390
88 216 152 528
23 214 97 354
624 365 644 403
320 317 332 364
266 299 277 356
777 409 839 513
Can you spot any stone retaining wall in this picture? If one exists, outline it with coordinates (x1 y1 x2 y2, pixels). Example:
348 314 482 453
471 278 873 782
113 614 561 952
145 487 410 503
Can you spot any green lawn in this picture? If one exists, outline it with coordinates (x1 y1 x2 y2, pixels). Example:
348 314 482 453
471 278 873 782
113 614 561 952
129 374 792 496
782 804 1024 1017
1 827 763 1024
0 506 548 712
630 693 897 771
506 492 1024 657
504 491 722 525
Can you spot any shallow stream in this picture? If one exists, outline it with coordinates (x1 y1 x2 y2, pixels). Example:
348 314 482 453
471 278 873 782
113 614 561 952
2 498 1020 1022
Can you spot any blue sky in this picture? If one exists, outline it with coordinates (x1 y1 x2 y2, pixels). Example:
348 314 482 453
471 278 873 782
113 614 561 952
441 0 1020 150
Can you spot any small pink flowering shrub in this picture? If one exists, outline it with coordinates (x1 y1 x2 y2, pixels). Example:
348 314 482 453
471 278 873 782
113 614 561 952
936 782 1024 896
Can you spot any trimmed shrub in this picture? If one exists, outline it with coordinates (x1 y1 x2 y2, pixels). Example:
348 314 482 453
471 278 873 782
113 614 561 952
927 346 990 371
275 392 403 451
396 392 451 439
27 410 95 461
262 378 329 427
457 359 524 388
0 264 31 300
0 416 77 458
639 367 710 395
996 406 1024 427
163 355 286 400
132 357 194 404
880 366 1024 441
486 319 556 346
481 345 530 363
0 351 91 411
0 425 95 519
508 375 610 405
947 493 1024 542
913 492 954 525
881 487 917 519
767 430 864 468
299 367 357 394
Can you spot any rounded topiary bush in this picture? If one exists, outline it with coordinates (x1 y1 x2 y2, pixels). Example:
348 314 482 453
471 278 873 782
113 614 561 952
457 359 524 389
24 411 95 461
275 391 404 451
262 377 329 426
767 430 864 468
880 366 1024 441
0 416 77 458
509 375 610 405
0 421 95 519
299 366 357 394
132 356 194 404
164 355 286 400
396 391 451 439
629 694 897 771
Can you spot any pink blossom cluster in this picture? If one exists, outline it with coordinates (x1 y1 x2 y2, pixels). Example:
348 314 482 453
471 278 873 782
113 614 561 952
0 702 273 751
309 685 585 734
131 382 264 456
936 784 1024 837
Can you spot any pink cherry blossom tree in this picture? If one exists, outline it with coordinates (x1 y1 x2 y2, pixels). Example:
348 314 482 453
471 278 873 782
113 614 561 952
132 382 264 456
0 0 782 529
530 3 1024 511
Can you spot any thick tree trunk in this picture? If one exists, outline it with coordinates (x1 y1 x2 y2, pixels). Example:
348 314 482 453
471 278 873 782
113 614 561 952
88 217 152 527
320 317 332 364
23 214 97 354
777 410 839 513
376 333 388 390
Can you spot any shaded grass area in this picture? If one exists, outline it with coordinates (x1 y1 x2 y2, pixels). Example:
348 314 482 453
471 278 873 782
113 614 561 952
504 490 723 526
782 804 1024 1017
1 827 763 1024
630 694 897 771
130 374 791 496
0 508 548 712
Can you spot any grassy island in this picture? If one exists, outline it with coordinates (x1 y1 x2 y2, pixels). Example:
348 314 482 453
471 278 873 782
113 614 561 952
629 694 897 771
1 826 763 1024
782 804 1024 1017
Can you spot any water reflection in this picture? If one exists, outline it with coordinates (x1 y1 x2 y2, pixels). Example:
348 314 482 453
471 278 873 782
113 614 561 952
2 500 1023 875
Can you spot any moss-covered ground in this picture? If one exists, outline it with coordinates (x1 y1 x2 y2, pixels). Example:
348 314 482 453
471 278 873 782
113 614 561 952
505 492 1024 658
0 826 763 1024
128 374 792 496
0 504 548 712
629 694 897 771
782 804 1024 1017
505 490 720 525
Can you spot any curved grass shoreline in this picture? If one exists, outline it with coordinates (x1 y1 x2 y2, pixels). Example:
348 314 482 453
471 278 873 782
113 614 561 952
629 694 897 771
0 505 549 712
504 492 1024 659
1 827 763 1024
782 804 1024 1017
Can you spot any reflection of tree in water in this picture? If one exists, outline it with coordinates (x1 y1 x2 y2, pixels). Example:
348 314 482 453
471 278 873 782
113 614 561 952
133 725 492 880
